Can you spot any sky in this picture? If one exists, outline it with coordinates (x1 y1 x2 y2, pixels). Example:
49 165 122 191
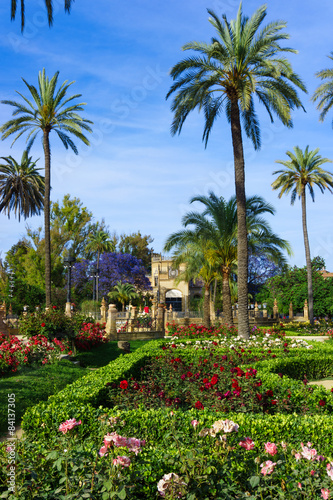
0 0 333 270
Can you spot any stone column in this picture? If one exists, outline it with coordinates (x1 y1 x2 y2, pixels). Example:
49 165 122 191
0 305 9 337
273 299 279 320
105 304 117 339
304 299 309 321
128 306 137 332
65 302 72 317
289 302 294 320
157 304 165 333
100 297 107 323
263 306 267 318
254 302 259 318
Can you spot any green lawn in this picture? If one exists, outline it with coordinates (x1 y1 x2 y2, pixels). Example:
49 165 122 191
0 340 151 438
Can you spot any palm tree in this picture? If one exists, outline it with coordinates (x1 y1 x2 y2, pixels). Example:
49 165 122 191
11 0 74 31
0 69 93 306
86 230 115 301
108 281 139 312
164 192 291 326
272 146 333 325
0 150 44 221
171 239 218 328
166 3 306 338
312 52 333 125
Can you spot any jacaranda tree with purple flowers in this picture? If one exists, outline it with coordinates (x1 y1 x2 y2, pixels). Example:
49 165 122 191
72 252 151 302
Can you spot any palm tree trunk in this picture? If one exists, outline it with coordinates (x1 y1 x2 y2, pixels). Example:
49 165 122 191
222 267 233 325
230 99 249 339
203 284 210 328
43 129 52 307
301 188 314 324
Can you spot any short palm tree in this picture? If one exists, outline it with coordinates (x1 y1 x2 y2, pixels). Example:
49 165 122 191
171 240 218 328
312 52 333 126
108 281 139 312
272 146 333 325
0 150 44 221
11 0 74 31
1 69 93 306
86 230 115 301
166 3 306 338
164 192 291 326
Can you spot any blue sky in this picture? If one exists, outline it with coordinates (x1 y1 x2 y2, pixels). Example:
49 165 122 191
0 0 333 270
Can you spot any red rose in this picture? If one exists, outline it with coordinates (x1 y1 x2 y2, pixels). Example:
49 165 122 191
41 323 46 327
271 400 277 405
52 306 56 309
194 401 204 410
211 375 218 385
319 400 326 407
119 380 128 390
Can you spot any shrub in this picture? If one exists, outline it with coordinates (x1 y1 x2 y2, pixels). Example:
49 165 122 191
19 307 77 341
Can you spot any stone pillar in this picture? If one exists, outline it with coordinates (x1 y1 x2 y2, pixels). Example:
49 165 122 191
151 299 157 318
254 301 259 318
273 299 279 320
157 304 165 333
100 297 107 323
105 304 117 339
8 304 12 316
128 306 137 332
289 302 294 320
263 308 267 318
0 304 9 337
65 302 72 317
304 299 309 321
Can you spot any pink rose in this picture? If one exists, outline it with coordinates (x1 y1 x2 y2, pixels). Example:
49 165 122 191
260 460 276 476
58 418 81 434
321 489 330 500
264 442 277 456
113 455 131 468
239 438 255 450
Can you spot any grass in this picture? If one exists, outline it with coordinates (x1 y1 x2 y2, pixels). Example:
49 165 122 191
0 339 151 438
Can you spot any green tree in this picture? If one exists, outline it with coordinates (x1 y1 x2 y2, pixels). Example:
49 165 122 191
312 52 333 126
257 259 333 318
1 69 93 306
108 281 139 312
118 231 154 270
86 230 115 301
164 192 291 326
272 146 333 324
0 150 44 221
166 3 306 338
11 0 74 31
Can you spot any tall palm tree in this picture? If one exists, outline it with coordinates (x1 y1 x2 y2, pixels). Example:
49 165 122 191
171 239 218 328
11 0 74 31
1 69 93 306
86 230 115 301
312 52 333 125
0 150 44 221
108 281 139 312
272 146 333 325
166 3 306 338
164 192 291 326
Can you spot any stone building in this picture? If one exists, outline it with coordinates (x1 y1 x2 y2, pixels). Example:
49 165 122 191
149 254 202 312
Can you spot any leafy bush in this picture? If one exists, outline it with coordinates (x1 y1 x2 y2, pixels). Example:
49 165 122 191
19 307 78 341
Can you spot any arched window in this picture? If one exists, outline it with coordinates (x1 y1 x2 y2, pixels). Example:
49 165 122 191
165 289 182 312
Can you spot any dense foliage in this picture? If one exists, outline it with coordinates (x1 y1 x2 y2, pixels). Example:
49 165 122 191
257 263 333 317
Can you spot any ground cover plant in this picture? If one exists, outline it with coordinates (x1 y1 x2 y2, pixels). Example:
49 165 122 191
274 320 333 336
2 332 333 498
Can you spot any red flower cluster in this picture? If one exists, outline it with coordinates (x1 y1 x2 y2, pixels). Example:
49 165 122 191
74 322 106 351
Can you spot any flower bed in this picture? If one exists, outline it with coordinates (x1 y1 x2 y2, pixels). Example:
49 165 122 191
7 337 333 498
0 333 71 375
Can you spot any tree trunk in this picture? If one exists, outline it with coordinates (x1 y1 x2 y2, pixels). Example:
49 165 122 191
230 99 249 339
301 188 314 324
222 267 233 325
203 284 210 328
43 129 52 307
